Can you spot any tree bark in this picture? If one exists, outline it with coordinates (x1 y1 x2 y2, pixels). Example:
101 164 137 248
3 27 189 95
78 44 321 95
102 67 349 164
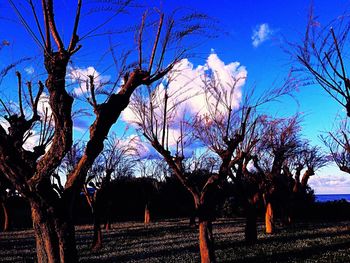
265 202 274 234
31 200 77 263
198 220 215 263
1 201 9 231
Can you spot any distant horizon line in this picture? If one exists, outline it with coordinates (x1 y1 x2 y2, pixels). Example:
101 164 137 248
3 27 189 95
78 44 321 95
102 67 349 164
316 193 350 195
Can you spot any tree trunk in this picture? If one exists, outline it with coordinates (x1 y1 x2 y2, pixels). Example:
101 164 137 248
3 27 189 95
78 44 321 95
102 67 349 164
1 201 9 231
245 202 257 244
104 201 112 231
198 220 215 263
91 211 102 251
31 201 77 263
144 204 150 225
265 202 274 234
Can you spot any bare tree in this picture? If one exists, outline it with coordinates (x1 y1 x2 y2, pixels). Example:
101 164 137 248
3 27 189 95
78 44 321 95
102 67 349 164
129 74 224 262
0 1 203 261
295 5 350 116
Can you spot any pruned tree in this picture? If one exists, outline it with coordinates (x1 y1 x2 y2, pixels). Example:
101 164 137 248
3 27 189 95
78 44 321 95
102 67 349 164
192 66 296 243
300 145 329 188
226 113 264 244
0 1 204 262
282 141 328 222
129 71 224 262
193 97 257 244
253 116 301 234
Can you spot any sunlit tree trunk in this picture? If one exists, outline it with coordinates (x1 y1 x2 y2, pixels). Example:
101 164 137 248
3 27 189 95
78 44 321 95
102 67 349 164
198 219 215 263
265 202 274 234
31 199 77 263
144 203 150 225
195 197 216 263
301 169 314 189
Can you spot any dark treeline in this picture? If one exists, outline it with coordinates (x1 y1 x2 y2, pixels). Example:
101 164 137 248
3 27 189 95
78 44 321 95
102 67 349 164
2 174 349 231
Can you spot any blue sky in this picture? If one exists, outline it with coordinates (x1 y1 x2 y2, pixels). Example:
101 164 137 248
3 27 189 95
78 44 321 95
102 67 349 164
1 0 350 193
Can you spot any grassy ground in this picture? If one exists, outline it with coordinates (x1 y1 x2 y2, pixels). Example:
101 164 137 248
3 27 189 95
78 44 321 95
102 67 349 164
0 218 350 262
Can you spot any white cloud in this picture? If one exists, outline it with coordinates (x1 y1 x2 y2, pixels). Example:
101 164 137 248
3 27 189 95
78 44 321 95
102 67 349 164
0 117 9 134
169 52 246 117
309 165 350 194
67 66 110 96
24 66 34 75
23 131 40 151
22 93 53 152
123 51 246 121
252 23 273 48
122 51 247 151
37 93 52 118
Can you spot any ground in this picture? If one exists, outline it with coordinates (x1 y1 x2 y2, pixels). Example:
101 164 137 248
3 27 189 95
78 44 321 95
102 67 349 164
0 218 350 262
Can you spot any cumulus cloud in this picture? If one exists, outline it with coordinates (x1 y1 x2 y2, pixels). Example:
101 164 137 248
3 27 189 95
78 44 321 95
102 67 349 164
167 52 246 117
252 23 273 47
67 66 110 96
122 51 247 148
